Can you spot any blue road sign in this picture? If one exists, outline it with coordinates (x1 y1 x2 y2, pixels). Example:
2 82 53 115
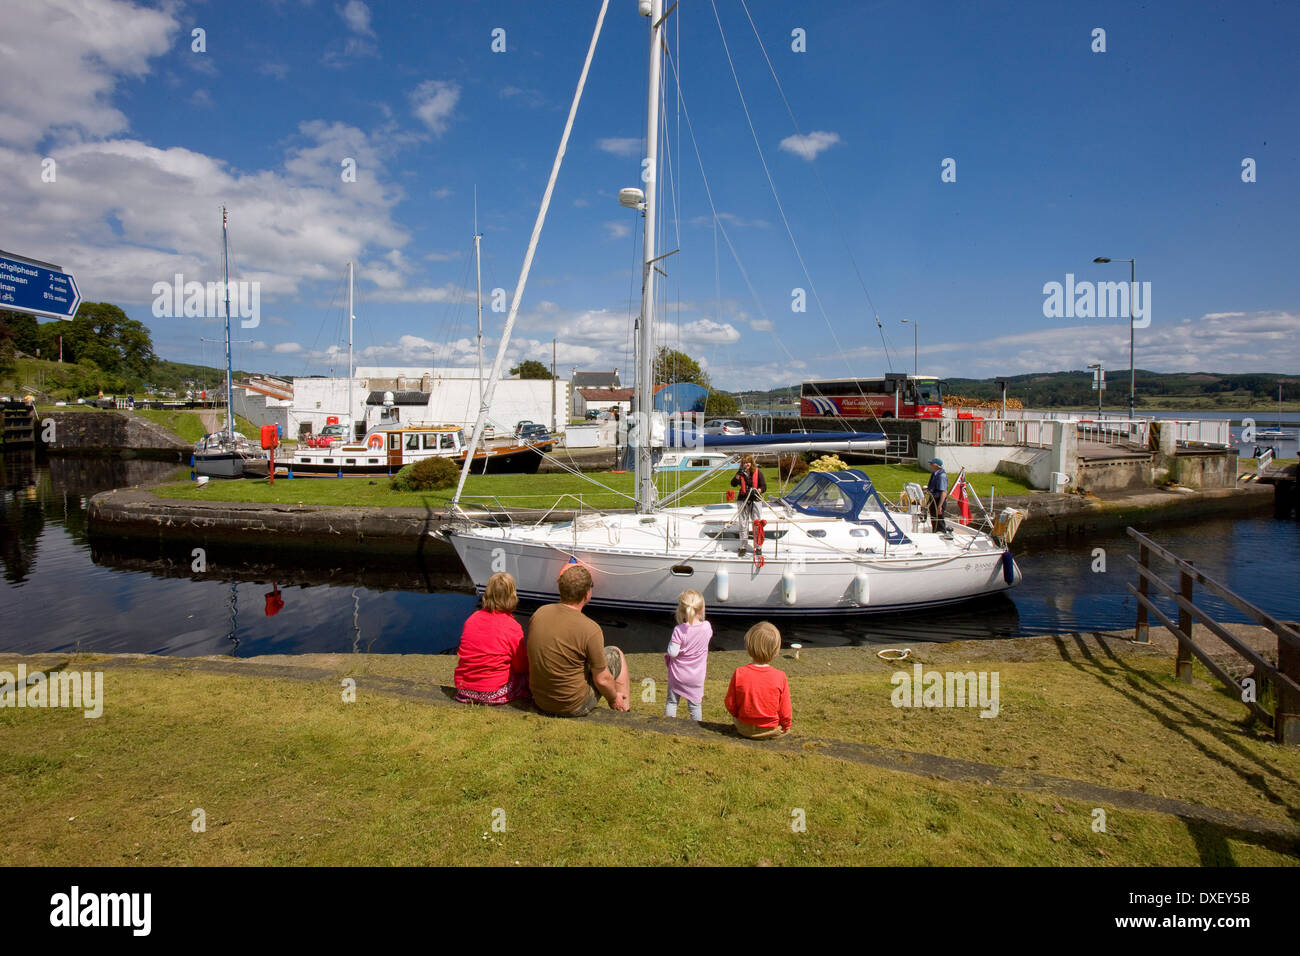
0 251 81 319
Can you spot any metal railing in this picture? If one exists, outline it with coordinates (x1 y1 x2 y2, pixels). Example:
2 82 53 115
1127 528 1300 743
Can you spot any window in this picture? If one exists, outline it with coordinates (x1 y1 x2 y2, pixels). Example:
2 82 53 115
406 434 420 450
439 433 457 450
389 434 400 450
422 434 439 450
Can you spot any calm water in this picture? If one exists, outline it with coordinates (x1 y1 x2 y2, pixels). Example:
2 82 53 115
1 449 1296 657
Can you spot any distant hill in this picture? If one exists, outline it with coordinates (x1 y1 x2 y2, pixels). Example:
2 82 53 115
735 371 1298 410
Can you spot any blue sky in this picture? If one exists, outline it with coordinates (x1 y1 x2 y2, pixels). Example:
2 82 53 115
2 0 1297 389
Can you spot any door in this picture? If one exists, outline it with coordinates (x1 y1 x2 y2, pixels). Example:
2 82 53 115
388 432 403 469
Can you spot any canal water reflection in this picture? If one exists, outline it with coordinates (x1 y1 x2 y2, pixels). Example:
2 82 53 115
2 450 1296 657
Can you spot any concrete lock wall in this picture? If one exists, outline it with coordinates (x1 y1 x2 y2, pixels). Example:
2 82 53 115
38 411 190 457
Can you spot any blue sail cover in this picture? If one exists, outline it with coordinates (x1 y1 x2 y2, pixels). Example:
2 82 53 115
780 469 911 544
654 382 708 414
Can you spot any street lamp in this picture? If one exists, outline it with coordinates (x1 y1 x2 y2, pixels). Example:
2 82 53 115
1092 256 1136 420
900 318 918 379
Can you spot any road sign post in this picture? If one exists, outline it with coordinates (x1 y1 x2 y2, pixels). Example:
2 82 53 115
0 250 81 320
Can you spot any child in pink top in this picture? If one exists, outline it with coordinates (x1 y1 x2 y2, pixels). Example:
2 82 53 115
665 589 711 721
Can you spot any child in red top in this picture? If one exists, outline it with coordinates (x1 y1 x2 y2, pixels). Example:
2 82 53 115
725 621 792 739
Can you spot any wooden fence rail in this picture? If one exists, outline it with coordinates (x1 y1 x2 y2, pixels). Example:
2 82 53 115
1126 527 1300 743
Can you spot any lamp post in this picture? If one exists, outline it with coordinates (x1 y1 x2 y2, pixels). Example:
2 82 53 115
1093 256 1136 420
900 318 918 379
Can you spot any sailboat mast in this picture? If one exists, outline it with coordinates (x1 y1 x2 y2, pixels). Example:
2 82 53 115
347 261 354 436
635 0 664 513
221 206 234 439
474 188 484 410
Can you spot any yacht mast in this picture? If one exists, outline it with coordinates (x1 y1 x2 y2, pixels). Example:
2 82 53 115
474 187 484 410
347 260 354 436
221 206 234 439
635 0 665 513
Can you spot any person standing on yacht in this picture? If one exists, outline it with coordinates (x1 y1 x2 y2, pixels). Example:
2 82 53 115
731 455 767 556
926 458 949 532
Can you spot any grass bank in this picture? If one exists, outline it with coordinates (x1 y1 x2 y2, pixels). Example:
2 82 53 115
150 463 1034 510
131 408 207 443
1 637 1295 865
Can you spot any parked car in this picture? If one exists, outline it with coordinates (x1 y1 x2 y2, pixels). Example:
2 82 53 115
518 423 552 444
514 420 537 437
703 419 745 436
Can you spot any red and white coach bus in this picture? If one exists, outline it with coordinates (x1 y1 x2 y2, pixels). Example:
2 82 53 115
800 375 944 419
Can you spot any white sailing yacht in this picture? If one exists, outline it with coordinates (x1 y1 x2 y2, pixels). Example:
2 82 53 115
441 0 1024 615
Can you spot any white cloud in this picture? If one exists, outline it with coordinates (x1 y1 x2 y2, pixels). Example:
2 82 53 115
431 186 453 199
410 80 460 136
603 220 631 240
597 137 640 157
339 0 375 36
779 130 841 161
678 318 741 345
0 0 176 149
273 342 304 354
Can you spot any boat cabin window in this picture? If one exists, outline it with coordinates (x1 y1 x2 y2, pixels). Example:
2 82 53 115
439 433 457 450
389 434 401 450
406 434 420 451
422 434 439 450
784 474 855 517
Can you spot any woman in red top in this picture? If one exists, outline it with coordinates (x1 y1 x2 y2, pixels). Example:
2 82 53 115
454 573 530 704
725 621 792 738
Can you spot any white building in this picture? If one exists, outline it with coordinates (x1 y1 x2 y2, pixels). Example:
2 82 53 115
234 367 569 440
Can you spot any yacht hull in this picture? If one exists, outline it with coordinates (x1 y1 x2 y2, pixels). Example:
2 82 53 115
445 524 1019 616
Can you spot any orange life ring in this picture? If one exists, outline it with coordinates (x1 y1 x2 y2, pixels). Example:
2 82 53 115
367 434 384 450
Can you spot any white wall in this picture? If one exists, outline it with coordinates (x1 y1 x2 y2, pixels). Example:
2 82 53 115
287 375 569 435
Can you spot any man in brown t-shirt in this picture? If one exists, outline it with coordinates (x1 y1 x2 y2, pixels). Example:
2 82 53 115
528 565 630 716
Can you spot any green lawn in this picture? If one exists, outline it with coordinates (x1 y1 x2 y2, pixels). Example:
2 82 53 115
0 645 1294 865
132 408 207 442
152 463 1034 510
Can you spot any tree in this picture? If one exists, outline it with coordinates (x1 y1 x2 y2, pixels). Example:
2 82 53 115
654 347 709 388
61 302 155 380
704 389 740 418
0 311 40 356
510 359 553 379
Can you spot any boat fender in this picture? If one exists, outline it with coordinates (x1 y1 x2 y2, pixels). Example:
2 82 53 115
782 567 797 605
855 569 870 604
1001 550 1016 585
715 567 730 602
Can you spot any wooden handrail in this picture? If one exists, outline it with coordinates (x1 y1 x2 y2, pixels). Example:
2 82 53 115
1128 526 1299 744
1127 527 1300 650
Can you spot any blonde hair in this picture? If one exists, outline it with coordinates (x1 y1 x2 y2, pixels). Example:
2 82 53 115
741 454 756 468
482 572 518 613
557 564 593 604
675 589 706 625
744 621 781 664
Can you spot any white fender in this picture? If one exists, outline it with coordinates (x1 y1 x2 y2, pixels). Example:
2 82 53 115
782 567 797 605
855 569 870 604
715 567 730 602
